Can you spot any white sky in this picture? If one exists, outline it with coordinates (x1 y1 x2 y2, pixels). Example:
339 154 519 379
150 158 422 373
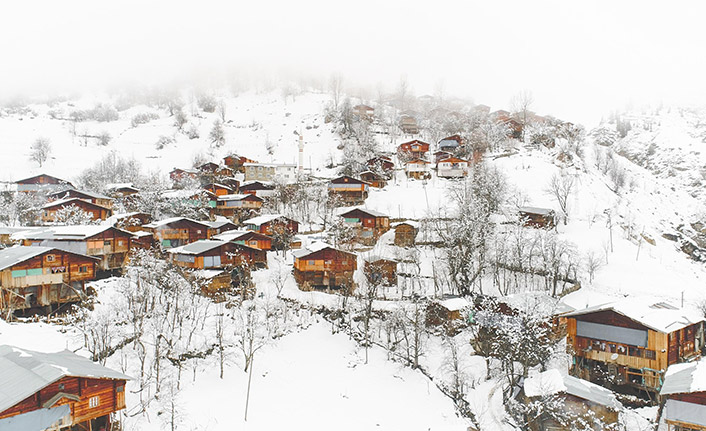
2 0 705 125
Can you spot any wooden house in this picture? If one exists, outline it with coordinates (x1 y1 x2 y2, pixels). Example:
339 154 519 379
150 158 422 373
15 174 73 193
162 189 217 215
143 217 211 248
523 369 621 431
130 231 155 250
364 257 397 286
204 182 236 196
438 134 464 152
0 246 98 314
0 227 30 247
203 220 239 237
565 300 704 396
397 140 430 161
106 182 139 198
168 240 267 269
359 171 387 188
436 157 469 178
393 221 418 247
40 198 113 223
243 214 299 236
399 115 419 134
47 188 113 209
659 360 706 431
426 296 471 333
366 156 395 176
352 104 375 119
405 159 431 180
472 104 491 115
328 176 370 206
0 345 129 431
519 207 557 229
215 194 263 219
339 208 390 246
293 243 357 290
109 212 152 233
223 154 257 172
169 168 199 183
239 181 276 198
18 225 134 273
190 269 234 295
213 230 273 251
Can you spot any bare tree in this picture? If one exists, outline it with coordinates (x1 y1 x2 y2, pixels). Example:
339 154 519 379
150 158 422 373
329 73 344 110
30 137 51 167
209 119 226 148
510 90 534 136
546 172 575 224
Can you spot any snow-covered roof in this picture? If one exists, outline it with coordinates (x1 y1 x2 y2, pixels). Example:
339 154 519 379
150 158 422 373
564 298 704 333
41 197 109 210
0 345 130 413
143 217 210 229
0 226 32 236
292 241 339 258
243 162 297 168
0 246 54 271
391 220 420 228
168 240 227 255
524 369 620 409
191 269 227 279
15 225 126 241
105 182 135 190
438 297 470 312
243 214 289 226
162 189 212 199
49 188 111 200
202 220 235 229
661 360 706 395
518 206 555 215
218 193 251 201
212 230 250 242
340 208 388 218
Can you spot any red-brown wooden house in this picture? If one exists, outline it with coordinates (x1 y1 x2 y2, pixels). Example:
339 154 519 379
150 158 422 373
339 208 390 245
293 243 357 290
40 198 113 223
16 174 74 193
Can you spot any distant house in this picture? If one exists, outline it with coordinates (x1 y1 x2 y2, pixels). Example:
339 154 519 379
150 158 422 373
399 115 419 134
659 360 706 431
47 188 114 209
405 159 431 180
523 369 621 431
436 157 469 178
364 257 397 286
438 134 464 152
15 174 73 193
215 194 263 219
339 208 390 246
40 198 113 223
243 214 299 236
366 156 395 176
293 243 357 290
109 212 152 233
518 207 557 229
0 345 129 431
203 220 239 237
223 154 257 172
143 217 211 248
239 181 276 198
213 230 273 251
204 182 236 196
169 168 199 183
198 162 233 178
0 227 29 247
0 246 98 314
243 162 297 183
359 171 387 188
162 189 217 214
393 221 418 247
328 176 370 206
352 104 374 119
168 240 266 269
397 140 430 161
106 182 139 198
565 299 704 395
472 104 491 115
18 225 134 273
426 296 471 333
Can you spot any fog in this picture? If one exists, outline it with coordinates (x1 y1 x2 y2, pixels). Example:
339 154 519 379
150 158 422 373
3 0 705 125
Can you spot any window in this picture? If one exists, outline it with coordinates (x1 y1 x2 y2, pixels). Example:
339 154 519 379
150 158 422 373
89 396 100 408
308 260 316 266
103 240 111 246
46 254 55 262
79 266 89 273
645 350 656 360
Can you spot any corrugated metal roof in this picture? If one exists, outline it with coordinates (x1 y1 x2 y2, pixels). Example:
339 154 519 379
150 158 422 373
15 225 125 241
0 246 53 271
143 217 210 229
0 345 129 413
49 188 111 200
661 359 706 395
524 369 620 409
243 214 288 226
518 206 555 215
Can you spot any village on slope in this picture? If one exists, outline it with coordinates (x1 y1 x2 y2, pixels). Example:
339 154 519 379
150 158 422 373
0 88 704 431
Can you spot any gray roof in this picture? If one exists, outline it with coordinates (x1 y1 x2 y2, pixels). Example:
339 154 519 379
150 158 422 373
0 345 130 413
0 246 53 271
168 240 227 255
49 188 111 200
563 374 620 409
15 225 129 241
518 206 555 215
340 208 388 218
661 360 706 395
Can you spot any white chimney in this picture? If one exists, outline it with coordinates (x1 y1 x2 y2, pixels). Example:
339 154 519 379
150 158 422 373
298 133 304 172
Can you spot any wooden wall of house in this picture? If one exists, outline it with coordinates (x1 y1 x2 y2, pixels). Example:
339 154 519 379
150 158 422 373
394 224 417 247
0 376 125 424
